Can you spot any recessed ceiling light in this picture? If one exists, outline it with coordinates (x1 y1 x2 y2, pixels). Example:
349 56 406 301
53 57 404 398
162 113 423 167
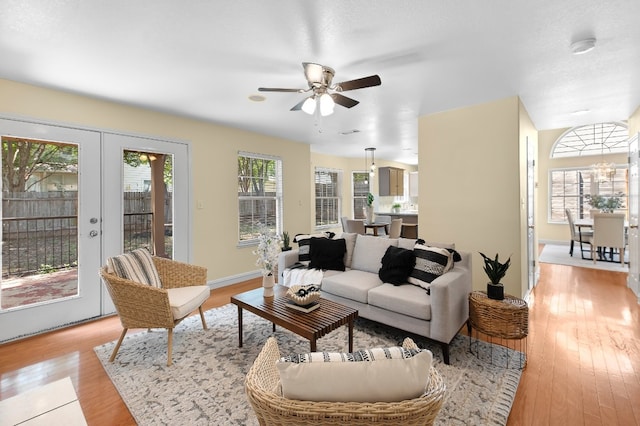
570 38 596 55
249 94 266 102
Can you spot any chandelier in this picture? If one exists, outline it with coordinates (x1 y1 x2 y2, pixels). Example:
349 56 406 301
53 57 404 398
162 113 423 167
364 147 376 184
590 123 616 183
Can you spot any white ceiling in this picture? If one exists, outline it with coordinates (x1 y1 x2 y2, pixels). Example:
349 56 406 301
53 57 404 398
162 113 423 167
1 1 639 165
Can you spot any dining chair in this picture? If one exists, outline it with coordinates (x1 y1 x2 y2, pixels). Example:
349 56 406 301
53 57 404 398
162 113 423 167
340 216 349 233
375 215 392 236
388 218 403 239
588 213 626 265
346 219 366 235
565 208 592 259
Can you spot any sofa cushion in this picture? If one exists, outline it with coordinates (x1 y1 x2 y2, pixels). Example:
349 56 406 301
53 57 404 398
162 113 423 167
397 238 418 250
368 283 432 321
408 244 454 291
107 248 162 288
276 345 432 402
309 237 346 271
337 232 357 268
350 234 398 274
321 269 382 303
378 246 416 285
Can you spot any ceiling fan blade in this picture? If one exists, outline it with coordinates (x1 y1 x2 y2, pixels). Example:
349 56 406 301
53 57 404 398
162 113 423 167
258 87 304 92
335 75 381 91
331 93 359 108
302 62 325 83
290 97 310 111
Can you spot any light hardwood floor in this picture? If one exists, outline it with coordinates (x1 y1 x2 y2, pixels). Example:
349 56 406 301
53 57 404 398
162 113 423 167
1 265 639 425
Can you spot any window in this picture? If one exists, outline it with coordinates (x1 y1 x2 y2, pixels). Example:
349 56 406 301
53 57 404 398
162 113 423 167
237 152 282 244
352 171 370 219
315 168 341 227
549 167 628 222
551 122 628 158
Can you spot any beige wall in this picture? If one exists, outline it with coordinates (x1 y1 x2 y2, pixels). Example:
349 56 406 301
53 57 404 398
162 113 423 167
418 96 524 297
630 106 640 135
0 78 311 283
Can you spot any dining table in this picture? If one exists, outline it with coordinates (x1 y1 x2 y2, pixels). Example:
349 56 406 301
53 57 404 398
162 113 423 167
364 222 389 236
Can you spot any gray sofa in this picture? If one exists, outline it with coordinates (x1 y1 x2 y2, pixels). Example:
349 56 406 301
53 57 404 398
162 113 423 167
278 233 472 364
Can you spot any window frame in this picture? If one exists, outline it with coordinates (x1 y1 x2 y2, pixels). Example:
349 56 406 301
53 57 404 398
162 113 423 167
352 171 370 220
314 167 342 229
548 165 628 223
237 151 283 246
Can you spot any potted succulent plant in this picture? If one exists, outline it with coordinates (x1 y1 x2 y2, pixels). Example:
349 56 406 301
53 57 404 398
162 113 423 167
479 252 511 300
281 231 291 251
392 203 402 213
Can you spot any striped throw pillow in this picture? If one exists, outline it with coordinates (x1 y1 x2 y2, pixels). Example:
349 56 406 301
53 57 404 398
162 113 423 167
107 248 162 288
408 244 454 292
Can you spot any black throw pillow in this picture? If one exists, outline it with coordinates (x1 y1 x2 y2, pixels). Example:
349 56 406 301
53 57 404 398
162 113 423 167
378 246 416 285
308 237 347 271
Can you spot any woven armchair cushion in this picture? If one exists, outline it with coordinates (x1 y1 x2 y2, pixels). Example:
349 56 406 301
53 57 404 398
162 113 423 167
107 248 162 288
276 346 433 402
166 285 210 320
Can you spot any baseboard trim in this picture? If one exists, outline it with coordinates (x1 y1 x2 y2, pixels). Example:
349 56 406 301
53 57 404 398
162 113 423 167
207 270 261 290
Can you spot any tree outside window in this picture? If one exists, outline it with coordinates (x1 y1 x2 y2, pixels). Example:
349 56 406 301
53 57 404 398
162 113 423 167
315 168 341 227
238 153 282 243
352 172 369 219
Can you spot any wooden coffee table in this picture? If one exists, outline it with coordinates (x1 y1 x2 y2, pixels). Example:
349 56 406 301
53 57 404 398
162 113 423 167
230 285 358 352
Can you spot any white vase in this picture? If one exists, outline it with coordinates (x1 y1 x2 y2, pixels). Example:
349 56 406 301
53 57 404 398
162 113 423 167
262 273 275 298
364 206 374 224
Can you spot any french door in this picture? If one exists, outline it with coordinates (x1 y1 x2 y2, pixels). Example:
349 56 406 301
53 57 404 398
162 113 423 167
0 118 102 341
628 134 639 303
0 119 192 340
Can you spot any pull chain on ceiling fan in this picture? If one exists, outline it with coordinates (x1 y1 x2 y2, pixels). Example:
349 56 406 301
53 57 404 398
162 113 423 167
258 62 381 116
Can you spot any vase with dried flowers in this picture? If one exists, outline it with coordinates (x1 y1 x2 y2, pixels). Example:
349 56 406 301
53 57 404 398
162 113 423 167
253 224 281 297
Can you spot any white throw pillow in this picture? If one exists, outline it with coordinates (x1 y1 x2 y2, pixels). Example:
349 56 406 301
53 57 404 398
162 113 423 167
276 346 432 402
350 234 398 274
337 232 357 268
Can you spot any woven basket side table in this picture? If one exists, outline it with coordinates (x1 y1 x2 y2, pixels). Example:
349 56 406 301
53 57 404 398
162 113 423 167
468 290 528 368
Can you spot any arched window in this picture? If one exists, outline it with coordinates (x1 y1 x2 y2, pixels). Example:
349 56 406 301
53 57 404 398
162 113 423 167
548 122 629 222
550 122 628 158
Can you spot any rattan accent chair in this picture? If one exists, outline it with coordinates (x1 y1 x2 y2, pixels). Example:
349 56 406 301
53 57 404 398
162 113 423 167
99 256 209 366
245 337 446 426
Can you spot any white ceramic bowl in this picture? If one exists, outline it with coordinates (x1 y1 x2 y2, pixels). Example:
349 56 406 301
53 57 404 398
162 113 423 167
287 284 322 306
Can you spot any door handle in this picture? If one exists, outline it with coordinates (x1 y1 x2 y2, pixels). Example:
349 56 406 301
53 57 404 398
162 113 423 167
89 230 99 238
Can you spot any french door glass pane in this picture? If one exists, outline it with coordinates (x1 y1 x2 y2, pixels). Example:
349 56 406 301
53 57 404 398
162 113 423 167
1 137 79 310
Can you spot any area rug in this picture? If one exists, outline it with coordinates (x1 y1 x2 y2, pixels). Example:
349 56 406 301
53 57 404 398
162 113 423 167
94 304 522 426
539 243 629 273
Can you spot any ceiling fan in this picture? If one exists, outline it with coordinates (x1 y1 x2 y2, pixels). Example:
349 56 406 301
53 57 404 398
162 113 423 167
258 62 381 116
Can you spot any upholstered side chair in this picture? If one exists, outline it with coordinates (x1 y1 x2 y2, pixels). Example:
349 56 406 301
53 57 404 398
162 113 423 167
100 249 210 366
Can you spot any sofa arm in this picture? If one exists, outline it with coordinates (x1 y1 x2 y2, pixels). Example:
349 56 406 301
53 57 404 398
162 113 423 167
277 249 300 283
428 254 472 344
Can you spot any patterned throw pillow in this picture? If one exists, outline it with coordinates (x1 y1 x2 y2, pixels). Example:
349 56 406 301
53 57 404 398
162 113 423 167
407 244 454 292
107 248 162 288
294 233 330 265
276 345 433 402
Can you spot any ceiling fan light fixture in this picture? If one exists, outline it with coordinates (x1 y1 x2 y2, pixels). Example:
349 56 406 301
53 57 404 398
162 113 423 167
570 38 596 55
301 96 316 115
319 93 335 116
